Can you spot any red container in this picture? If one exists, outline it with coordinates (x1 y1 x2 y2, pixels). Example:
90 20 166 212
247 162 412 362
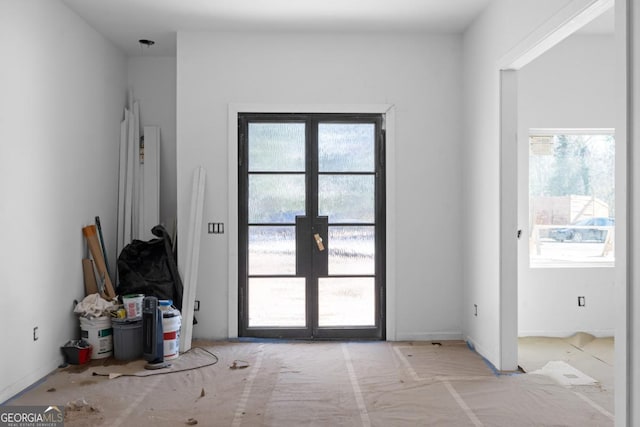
61 340 93 365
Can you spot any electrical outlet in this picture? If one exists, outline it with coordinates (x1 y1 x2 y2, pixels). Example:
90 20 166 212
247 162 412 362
33 326 38 341
578 296 585 307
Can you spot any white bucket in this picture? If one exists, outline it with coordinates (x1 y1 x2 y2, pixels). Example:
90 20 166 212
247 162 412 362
162 310 181 360
79 316 113 359
122 294 144 319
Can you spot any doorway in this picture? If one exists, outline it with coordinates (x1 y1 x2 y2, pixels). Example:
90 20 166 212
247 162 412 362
498 0 618 370
498 0 623 421
238 113 386 339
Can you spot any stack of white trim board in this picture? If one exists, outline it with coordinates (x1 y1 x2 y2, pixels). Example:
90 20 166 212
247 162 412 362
117 90 160 258
113 90 203 353
80 91 160 300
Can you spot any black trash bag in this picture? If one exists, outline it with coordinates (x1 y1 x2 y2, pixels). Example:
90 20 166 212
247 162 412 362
117 225 184 310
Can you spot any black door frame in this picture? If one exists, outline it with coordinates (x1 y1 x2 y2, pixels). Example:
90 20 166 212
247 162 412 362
238 113 386 340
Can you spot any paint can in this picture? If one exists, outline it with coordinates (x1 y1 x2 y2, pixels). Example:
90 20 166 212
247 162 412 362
79 316 113 359
160 302 181 360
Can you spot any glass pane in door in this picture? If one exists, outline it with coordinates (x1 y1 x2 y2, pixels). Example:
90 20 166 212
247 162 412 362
328 226 375 275
318 175 375 222
249 226 296 275
318 278 375 327
248 278 306 327
249 175 305 223
249 123 305 171
318 123 375 172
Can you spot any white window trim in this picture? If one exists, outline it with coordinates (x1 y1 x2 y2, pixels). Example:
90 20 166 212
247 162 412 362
529 128 614 136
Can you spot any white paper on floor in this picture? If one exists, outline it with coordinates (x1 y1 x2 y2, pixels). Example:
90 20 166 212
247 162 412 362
530 360 598 386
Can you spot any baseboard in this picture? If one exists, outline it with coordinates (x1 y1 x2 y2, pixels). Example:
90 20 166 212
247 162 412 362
393 331 463 341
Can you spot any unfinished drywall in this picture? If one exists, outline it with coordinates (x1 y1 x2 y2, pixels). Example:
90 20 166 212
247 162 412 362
517 34 616 337
0 0 126 403
461 0 577 369
127 57 177 230
176 32 464 340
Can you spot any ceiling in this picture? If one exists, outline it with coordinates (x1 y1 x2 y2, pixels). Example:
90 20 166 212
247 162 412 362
62 0 492 57
62 0 615 58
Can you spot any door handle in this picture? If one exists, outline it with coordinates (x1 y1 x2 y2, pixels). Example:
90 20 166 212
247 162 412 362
314 233 325 251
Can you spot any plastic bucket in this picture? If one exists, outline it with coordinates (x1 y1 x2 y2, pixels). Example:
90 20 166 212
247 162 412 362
79 316 113 359
162 309 181 360
122 294 144 319
112 318 143 361
61 340 92 365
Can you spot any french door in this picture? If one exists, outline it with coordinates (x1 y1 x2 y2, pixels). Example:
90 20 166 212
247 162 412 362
238 113 385 339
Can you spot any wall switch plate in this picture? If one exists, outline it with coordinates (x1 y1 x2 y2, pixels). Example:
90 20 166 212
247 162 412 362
33 326 38 341
194 300 200 311
208 223 224 234
474 304 478 316
578 296 585 307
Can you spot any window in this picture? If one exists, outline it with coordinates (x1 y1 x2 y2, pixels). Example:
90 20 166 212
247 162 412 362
529 130 615 268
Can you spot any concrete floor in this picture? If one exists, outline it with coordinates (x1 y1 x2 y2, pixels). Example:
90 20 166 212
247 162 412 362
8 340 614 426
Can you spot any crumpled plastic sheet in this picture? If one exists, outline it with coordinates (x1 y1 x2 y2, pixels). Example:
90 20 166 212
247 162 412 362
73 293 117 319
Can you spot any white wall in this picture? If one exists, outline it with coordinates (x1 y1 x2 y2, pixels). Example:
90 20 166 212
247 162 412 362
517 34 616 337
518 35 616 129
127 57 177 229
0 0 126 403
461 0 575 368
176 32 464 340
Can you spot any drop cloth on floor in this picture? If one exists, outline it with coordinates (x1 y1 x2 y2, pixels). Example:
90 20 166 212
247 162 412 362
7 340 613 426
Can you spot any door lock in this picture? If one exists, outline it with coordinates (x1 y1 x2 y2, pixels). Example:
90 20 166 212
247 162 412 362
314 233 325 251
